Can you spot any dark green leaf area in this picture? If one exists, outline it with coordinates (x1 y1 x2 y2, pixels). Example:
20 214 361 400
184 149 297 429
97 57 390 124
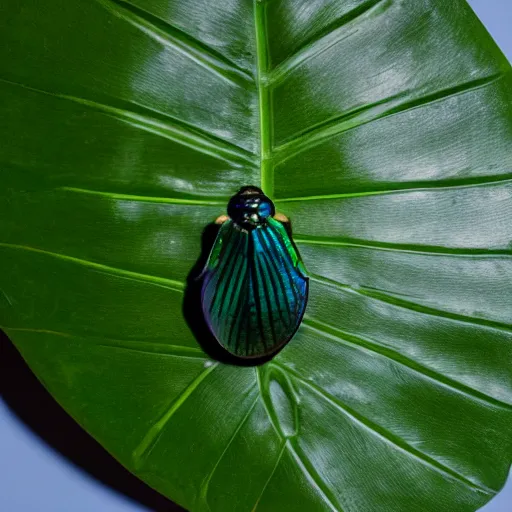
1 1 511 511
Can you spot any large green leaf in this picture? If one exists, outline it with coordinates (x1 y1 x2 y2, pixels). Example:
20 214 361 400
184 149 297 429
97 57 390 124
1 1 511 510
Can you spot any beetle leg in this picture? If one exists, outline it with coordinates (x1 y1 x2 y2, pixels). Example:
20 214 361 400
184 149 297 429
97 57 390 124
274 212 289 222
274 212 293 237
215 214 230 225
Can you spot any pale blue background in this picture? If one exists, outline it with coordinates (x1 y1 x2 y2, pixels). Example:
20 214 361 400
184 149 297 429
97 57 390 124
0 1 510 511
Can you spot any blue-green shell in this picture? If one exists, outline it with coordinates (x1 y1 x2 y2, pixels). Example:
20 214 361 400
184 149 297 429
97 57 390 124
201 217 308 358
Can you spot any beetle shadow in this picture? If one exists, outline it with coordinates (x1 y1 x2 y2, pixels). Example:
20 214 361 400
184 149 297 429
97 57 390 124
0 330 184 512
183 221 293 367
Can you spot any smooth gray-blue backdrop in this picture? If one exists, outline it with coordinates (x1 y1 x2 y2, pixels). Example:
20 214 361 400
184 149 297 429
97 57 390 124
1 1 510 510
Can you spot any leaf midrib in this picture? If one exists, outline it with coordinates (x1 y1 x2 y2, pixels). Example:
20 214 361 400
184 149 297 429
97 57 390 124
255 0 273 199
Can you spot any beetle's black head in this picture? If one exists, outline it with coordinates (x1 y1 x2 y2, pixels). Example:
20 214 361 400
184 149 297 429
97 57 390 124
228 186 275 229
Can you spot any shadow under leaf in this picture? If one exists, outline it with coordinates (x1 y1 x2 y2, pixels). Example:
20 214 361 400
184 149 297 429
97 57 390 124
0 330 184 512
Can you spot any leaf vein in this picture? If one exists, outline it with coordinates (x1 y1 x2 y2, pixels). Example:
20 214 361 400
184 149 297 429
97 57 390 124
95 0 254 87
255 0 274 198
309 274 512 334
0 243 185 293
200 395 259 508
267 0 389 86
275 362 497 496
285 439 342 511
273 73 504 164
132 362 219 468
255 367 343 511
0 77 256 167
96 342 206 359
302 318 512 410
294 236 512 258
275 174 512 203
251 442 287 512
59 187 227 206
2 327 206 360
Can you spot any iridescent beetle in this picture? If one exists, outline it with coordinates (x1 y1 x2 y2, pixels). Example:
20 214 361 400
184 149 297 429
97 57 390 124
201 186 308 359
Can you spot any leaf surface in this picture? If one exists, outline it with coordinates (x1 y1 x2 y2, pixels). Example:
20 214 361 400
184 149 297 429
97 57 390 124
1 1 511 511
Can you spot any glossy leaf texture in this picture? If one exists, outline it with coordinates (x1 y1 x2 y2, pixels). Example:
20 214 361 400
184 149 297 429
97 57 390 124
1 1 511 511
